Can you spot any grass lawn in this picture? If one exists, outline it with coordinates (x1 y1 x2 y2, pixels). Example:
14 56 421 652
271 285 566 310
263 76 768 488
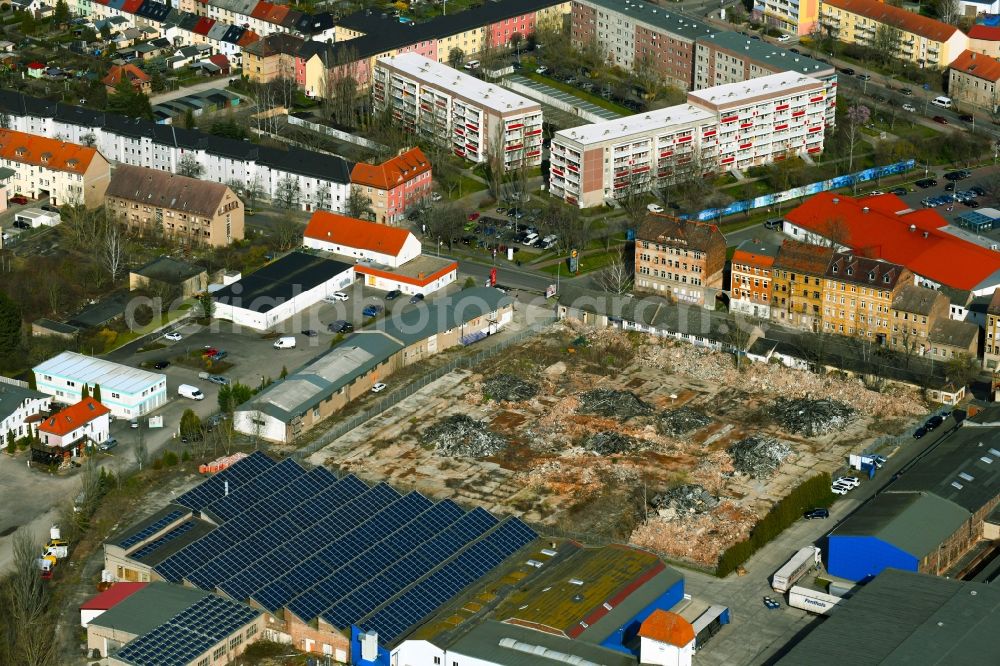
522 72 632 116
538 248 622 275
446 175 487 199
107 307 192 352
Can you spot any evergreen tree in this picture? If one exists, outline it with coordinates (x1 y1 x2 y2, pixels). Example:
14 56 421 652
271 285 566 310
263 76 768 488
0 290 21 354
81 384 90 399
93 384 101 403
27 372 36 390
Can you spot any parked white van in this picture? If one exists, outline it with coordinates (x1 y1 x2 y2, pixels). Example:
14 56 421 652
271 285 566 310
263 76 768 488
273 336 296 349
178 384 204 400
931 96 952 109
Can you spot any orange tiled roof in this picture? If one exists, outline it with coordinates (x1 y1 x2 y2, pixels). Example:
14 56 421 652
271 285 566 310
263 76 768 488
351 147 431 190
823 0 961 43
304 211 413 257
102 63 151 87
250 0 273 20
949 50 1000 82
637 610 695 647
0 129 99 173
38 397 110 437
969 25 1000 42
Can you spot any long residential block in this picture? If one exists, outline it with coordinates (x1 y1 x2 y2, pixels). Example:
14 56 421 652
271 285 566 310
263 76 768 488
550 71 827 208
373 53 543 170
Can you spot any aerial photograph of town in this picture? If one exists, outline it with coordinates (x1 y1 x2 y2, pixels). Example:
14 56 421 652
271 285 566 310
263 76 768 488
0 0 998 663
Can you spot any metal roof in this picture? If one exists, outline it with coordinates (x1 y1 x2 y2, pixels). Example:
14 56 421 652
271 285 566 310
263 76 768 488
34 351 165 396
447 620 635 666
212 252 353 314
89 582 210 636
697 31 834 77
778 569 1000 665
575 0 713 41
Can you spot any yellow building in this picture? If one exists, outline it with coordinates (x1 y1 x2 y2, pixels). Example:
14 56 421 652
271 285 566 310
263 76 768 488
770 239 835 332
985 289 1000 371
243 34 302 84
820 252 910 344
820 0 969 68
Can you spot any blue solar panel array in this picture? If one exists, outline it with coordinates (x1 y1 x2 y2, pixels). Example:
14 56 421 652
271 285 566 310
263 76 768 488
173 451 275 512
359 518 537 644
116 509 186 549
130 520 198 562
114 594 259 666
134 452 537 645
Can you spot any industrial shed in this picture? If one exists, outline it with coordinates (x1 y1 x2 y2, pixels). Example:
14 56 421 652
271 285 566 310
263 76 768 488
827 422 1000 582
212 252 354 330
103 452 538 661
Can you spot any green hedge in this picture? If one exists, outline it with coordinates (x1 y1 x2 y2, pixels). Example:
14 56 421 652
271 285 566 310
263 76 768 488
716 472 835 577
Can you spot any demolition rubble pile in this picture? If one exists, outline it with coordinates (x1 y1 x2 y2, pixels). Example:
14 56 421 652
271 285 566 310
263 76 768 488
770 397 857 436
577 390 653 420
650 484 720 519
728 435 793 478
482 374 540 403
422 415 507 458
657 407 712 437
582 431 640 455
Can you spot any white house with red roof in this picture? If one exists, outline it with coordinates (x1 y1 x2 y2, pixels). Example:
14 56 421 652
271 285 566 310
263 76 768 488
37 397 110 457
303 211 422 268
303 211 457 297
80 582 147 628
637 609 696 666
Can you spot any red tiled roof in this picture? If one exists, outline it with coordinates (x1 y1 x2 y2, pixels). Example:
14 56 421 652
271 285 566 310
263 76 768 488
122 0 143 12
351 147 431 190
102 63 151 87
637 610 695 647
193 17 215 35
208 54 230 69
823 0 961 43
237 29 260 47
785 192 1000 291
969 24 1000 41
38 398 110 437
0 128 99 173
304 211 413 257
949 50 1000 82
732 245 776 268
250 0 273 20
264 4 290 23
81 583 147 611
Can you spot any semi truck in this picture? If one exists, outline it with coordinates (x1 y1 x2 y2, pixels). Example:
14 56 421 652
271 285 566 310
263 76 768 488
772 546 821 593
788 585 845 615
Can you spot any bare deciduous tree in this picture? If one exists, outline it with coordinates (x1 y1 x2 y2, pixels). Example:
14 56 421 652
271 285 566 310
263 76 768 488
100 218 126 284
594 250 634 295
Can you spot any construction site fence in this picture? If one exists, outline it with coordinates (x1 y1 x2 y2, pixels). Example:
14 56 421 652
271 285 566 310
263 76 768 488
295 319 556 460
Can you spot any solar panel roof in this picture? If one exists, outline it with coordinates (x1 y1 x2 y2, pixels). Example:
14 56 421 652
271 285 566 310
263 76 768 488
130 453 536 647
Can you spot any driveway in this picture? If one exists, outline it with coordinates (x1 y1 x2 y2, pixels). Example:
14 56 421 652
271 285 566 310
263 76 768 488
150 78 240 105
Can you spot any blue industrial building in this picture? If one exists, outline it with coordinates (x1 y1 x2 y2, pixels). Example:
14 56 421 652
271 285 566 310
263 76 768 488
827 417 1000 582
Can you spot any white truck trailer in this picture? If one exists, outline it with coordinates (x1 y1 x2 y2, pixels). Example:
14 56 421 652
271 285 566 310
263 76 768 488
772 546 821 593
788 585 845 615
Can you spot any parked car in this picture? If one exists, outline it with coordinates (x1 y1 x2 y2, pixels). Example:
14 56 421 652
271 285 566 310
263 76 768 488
328 320 354 334
98 438 118 451
764 219 782 230
933 116 949 124
647 203 664 213
212 351 228 361
945 169 971 181
856 73 871 81
430 192 442 202
836 476 861 489
467 211 480 221
535 66 548 74
944 182 956 191
925 414 945 430
409 293 425 303
163 331 182 341
326 292 349 302
208 375 230 386
153 360 170 369
970 185 986 196
965 200 981 208
130 419 139 429
913 426 928 439
202 347 219 358
803 508 830 520
899 87 913 96
12 220 30 229
385 290 402 300
777 34 790 42
40 204 59 213
363 304 383 317
301 329 318 337
371 382 388 393
915 178 938 188
901 103 916 113
831 484 850 495
889 187 908 196
959 114 974 122
9 195 28 205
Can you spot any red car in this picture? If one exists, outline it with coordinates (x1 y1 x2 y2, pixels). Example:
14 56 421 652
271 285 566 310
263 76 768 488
933 116 949 125
202 347 219 357
467 212 480 221
9 195 28 205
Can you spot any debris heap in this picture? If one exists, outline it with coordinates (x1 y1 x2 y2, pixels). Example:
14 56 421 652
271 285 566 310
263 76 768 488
770 397 857 436
577 389 652 419
482 374 540 402
649 484 720 519
727 435 792 478
582 431 640 455
657 407 712 437
423 415 507 458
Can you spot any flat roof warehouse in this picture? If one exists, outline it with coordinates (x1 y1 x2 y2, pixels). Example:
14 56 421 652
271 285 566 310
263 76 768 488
212 252 353 314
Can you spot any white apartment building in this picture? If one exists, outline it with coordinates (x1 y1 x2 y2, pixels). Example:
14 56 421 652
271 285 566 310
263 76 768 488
33 352 168 419
0 91 352 212
550 72 827 208
0 384 51 443
373 53 543 170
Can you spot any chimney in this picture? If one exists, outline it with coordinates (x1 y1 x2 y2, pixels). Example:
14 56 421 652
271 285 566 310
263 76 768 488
862 206 869 213
909 224 916 232
923 231 929 238
832 197 839 204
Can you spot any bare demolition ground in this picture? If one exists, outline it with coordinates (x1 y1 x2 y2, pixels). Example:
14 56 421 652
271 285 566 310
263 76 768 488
311 323 927 569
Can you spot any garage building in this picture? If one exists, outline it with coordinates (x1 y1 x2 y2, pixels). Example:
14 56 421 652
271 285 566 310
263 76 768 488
212 251 354 330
